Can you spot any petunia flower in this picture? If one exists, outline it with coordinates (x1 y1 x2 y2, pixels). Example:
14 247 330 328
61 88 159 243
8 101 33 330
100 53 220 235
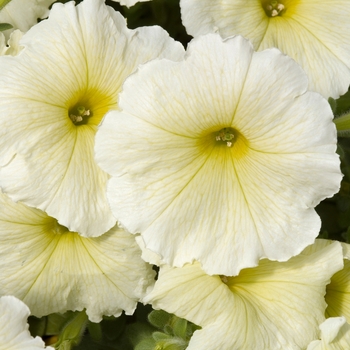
0 296 54 349
180 0 350 99
0 190 155 322
307 317 350 350
95 33 342 275
143 240 343 350
0 0 55 40
0 0 184 237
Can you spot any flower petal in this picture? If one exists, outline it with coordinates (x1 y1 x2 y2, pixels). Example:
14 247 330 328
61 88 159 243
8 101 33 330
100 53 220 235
0 191 155 322
0 0 55 39
326 242 350 322
180 0 350 98
0 0 184 237
0 296 53 349
307 317 350 350
145 240 344 349
96 34 341 275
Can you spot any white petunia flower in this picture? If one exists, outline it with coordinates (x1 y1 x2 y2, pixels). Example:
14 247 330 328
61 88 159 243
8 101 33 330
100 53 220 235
111 0 152 8
0 0 184 237
180 0 350 99
0 296 54 350
0 191 155 323
144 240 343 350
0 0 55 40
95 33 342 275
307 317 350 350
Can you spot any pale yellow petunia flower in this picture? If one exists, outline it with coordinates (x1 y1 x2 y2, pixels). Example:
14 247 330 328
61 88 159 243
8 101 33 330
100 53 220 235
0 0 184 237
0 191 155 322
144 240 344 349
180 0 350 99
96 33 342 275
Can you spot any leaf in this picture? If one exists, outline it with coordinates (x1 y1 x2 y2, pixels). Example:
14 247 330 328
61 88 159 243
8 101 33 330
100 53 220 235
0 23 12 31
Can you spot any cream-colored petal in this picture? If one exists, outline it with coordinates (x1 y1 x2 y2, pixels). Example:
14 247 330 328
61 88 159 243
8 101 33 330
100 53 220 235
0 30 23 56
96 34 341 275
0 0 184 237
180 0 350 98
0 191 155 322
145 240 343 349
257 15 350 99
0 296 54 350
180 0 267 47
111 0 151 7
307 317 350 350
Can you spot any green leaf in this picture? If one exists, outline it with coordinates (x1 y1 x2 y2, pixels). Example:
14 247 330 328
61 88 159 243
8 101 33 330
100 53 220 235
172 317 187 339
152 331 172 342
53 311 88 349
148 310 171 330
135 337 157 350
46 312 71 335
0 23 12 31
125 322 155 348
334 111 350 137
87 322 102 342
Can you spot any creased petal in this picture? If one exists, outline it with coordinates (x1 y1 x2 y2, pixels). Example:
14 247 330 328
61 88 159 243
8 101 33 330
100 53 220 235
180 0 350 98
0 191 155 322
96 33 341 275
0 0 55 40
326 242 350 323
307 317 350 350
144 240 344 349
0 0 185 237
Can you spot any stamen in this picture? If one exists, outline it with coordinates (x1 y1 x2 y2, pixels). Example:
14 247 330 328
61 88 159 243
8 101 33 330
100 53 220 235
216 128 235 147
263 1 285 17
69 106 91 125
220 275 228 283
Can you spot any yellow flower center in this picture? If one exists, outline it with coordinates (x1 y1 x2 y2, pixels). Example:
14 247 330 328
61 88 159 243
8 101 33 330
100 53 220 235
261 0 286 17
66 88 116 128
198 126 249 161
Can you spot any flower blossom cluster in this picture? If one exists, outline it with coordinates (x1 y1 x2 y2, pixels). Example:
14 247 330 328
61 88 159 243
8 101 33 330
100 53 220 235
0 0 349 349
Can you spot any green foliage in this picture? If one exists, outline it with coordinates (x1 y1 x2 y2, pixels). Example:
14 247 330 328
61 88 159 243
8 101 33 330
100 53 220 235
131 310 200 350
0 23 12 31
